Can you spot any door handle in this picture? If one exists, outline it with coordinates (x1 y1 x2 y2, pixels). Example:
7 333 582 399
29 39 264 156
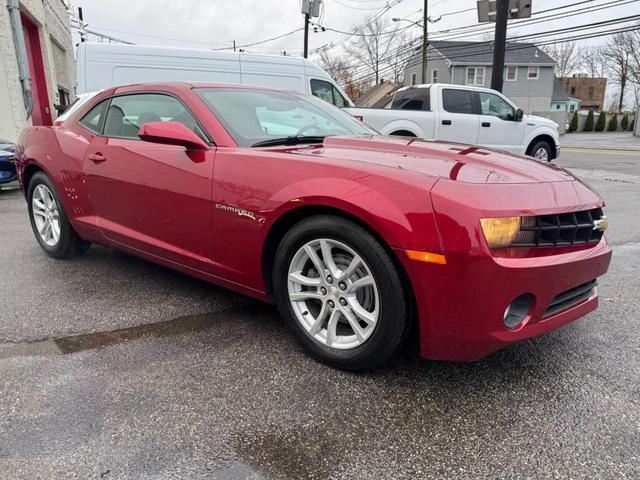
482 122 491 127
88 153 106 163
442 120 452 125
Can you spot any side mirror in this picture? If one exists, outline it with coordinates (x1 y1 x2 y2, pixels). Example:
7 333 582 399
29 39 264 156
514 108 524 122
138 121 208 150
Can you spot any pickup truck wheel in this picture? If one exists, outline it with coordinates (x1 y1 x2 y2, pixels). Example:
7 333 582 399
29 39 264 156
28 172 90 259
528 140 552 161
390 130 416 137
273 215 410 371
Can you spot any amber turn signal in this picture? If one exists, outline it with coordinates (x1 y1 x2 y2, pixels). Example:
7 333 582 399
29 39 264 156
406 250 447 264
480 216 522 249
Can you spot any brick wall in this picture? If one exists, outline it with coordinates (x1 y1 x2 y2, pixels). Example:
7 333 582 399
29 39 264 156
0 0 75 142
560 77 607 111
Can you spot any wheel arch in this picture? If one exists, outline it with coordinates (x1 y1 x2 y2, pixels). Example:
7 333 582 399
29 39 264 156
526 133 557 159
22 162 47 196
261 204 417 325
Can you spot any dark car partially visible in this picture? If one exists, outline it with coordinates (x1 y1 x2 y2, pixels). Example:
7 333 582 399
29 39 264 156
0 140 17 186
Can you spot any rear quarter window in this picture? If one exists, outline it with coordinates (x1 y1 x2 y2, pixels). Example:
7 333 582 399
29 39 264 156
78 99 110 134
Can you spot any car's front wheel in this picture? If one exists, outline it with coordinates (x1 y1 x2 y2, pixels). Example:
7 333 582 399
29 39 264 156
273 215 410 371
528 139 553 161
28 171 90 258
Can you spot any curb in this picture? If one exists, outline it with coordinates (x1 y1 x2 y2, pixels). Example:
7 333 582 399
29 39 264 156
562 144 640 152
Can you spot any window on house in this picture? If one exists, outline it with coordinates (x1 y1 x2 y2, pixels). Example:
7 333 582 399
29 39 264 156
431 69 438 84
570 86 576 95
589 87 594 98
527 67 539 80
505 66 517 81
556 104 561 110
411 73 417 86
466 67 485 86
56 86 71 115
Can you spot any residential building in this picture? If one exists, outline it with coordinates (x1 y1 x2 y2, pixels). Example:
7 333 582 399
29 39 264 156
550 76 581 113
403 40 557 113
0 0 75 142
560 75 607 111
355 81 398 108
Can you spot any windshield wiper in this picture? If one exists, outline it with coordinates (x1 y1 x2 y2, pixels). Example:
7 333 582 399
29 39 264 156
251 135 325 148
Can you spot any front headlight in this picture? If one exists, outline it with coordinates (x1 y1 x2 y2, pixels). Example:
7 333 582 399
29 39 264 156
480 217 521 249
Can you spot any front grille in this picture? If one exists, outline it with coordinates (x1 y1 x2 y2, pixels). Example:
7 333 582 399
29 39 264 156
544 279 597 317
513 207 605 247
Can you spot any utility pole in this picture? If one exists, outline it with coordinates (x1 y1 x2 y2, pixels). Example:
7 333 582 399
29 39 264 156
421 0 428 83
302 0 321 59
490 0 509 92
78 7 85 42
233 40 236 52
303 12 310 58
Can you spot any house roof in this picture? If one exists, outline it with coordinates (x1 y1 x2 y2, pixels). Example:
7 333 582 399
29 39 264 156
422 40 556 66
552 76 570 102
355 81 396 107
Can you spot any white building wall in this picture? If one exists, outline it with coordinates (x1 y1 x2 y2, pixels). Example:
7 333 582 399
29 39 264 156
0 0 75 142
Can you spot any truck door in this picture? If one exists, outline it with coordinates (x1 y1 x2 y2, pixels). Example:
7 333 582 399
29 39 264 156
476 91 524 154
436 88 480 145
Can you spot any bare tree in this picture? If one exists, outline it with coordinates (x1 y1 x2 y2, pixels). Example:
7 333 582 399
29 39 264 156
344 17 402 84
602 33 632 111
542 41 583 78
386 33 418 84
580 46 608 78
616 28 640 105
316 50 363 100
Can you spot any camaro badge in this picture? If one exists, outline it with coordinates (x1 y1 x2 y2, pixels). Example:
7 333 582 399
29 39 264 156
593 216 608 232
215 203 259 222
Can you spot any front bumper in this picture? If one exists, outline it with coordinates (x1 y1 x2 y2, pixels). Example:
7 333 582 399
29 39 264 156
397 239 612 361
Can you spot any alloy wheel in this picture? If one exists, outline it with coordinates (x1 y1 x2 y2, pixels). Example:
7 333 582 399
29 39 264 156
534 147 549 161
287 238 380 350
32 184 61 246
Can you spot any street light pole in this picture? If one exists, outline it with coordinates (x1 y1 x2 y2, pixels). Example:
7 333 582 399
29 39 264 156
421 0 428 83
490 0 510 92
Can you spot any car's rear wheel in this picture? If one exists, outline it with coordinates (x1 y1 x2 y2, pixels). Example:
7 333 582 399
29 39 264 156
273 215 410 371
28 172 90 258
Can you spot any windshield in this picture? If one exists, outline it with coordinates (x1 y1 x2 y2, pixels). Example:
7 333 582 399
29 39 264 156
196 88 374 147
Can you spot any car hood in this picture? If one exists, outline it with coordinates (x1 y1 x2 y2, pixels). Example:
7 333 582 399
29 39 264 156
293 135 573 184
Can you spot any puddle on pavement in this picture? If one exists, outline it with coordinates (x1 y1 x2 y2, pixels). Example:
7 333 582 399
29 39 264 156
0 304 274 360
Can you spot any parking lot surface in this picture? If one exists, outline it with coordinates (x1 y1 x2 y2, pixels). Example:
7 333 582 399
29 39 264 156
0 148 639 479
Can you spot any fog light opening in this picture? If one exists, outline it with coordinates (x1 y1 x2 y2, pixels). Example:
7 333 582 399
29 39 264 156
504 293 534 330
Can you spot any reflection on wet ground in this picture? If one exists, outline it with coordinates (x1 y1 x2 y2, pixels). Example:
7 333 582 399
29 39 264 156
0 305 272 359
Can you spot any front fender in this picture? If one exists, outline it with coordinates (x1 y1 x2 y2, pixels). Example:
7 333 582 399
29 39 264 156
524 125 559 151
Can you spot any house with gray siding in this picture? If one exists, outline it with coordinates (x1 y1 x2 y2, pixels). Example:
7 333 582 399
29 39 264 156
403 41 557 113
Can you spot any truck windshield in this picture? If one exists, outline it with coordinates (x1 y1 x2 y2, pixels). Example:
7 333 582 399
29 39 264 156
391 88 431 111
196 88 374 147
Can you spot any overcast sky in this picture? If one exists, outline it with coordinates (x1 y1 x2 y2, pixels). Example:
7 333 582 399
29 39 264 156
70 0 640 60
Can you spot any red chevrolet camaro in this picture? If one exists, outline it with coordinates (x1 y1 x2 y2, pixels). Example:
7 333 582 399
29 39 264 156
16 82 612 370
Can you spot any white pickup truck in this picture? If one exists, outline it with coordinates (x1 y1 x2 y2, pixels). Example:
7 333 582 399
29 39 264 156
344 84 560 161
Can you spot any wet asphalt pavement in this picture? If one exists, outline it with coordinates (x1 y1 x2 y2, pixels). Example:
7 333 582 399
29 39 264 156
0 149 639 479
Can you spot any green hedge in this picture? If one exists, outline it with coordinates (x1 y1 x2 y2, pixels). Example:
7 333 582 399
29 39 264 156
621 114 629 131
608 114 618 132
594 111 606 132
568 111 579 133
583 110 595 131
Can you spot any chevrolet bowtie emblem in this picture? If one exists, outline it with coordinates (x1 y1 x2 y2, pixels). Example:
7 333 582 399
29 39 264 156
593 216 608 232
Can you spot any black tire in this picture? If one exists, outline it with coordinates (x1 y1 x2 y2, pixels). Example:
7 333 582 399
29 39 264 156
527 139 553 161
273 215 410 371
27 171 90 258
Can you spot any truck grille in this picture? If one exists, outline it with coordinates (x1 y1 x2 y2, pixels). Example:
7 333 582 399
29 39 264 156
544 279 597 317
513 208 605 247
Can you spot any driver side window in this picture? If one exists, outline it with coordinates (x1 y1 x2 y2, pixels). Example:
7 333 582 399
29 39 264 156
478 92 515 121
102 93 206 140
310 79 347 108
